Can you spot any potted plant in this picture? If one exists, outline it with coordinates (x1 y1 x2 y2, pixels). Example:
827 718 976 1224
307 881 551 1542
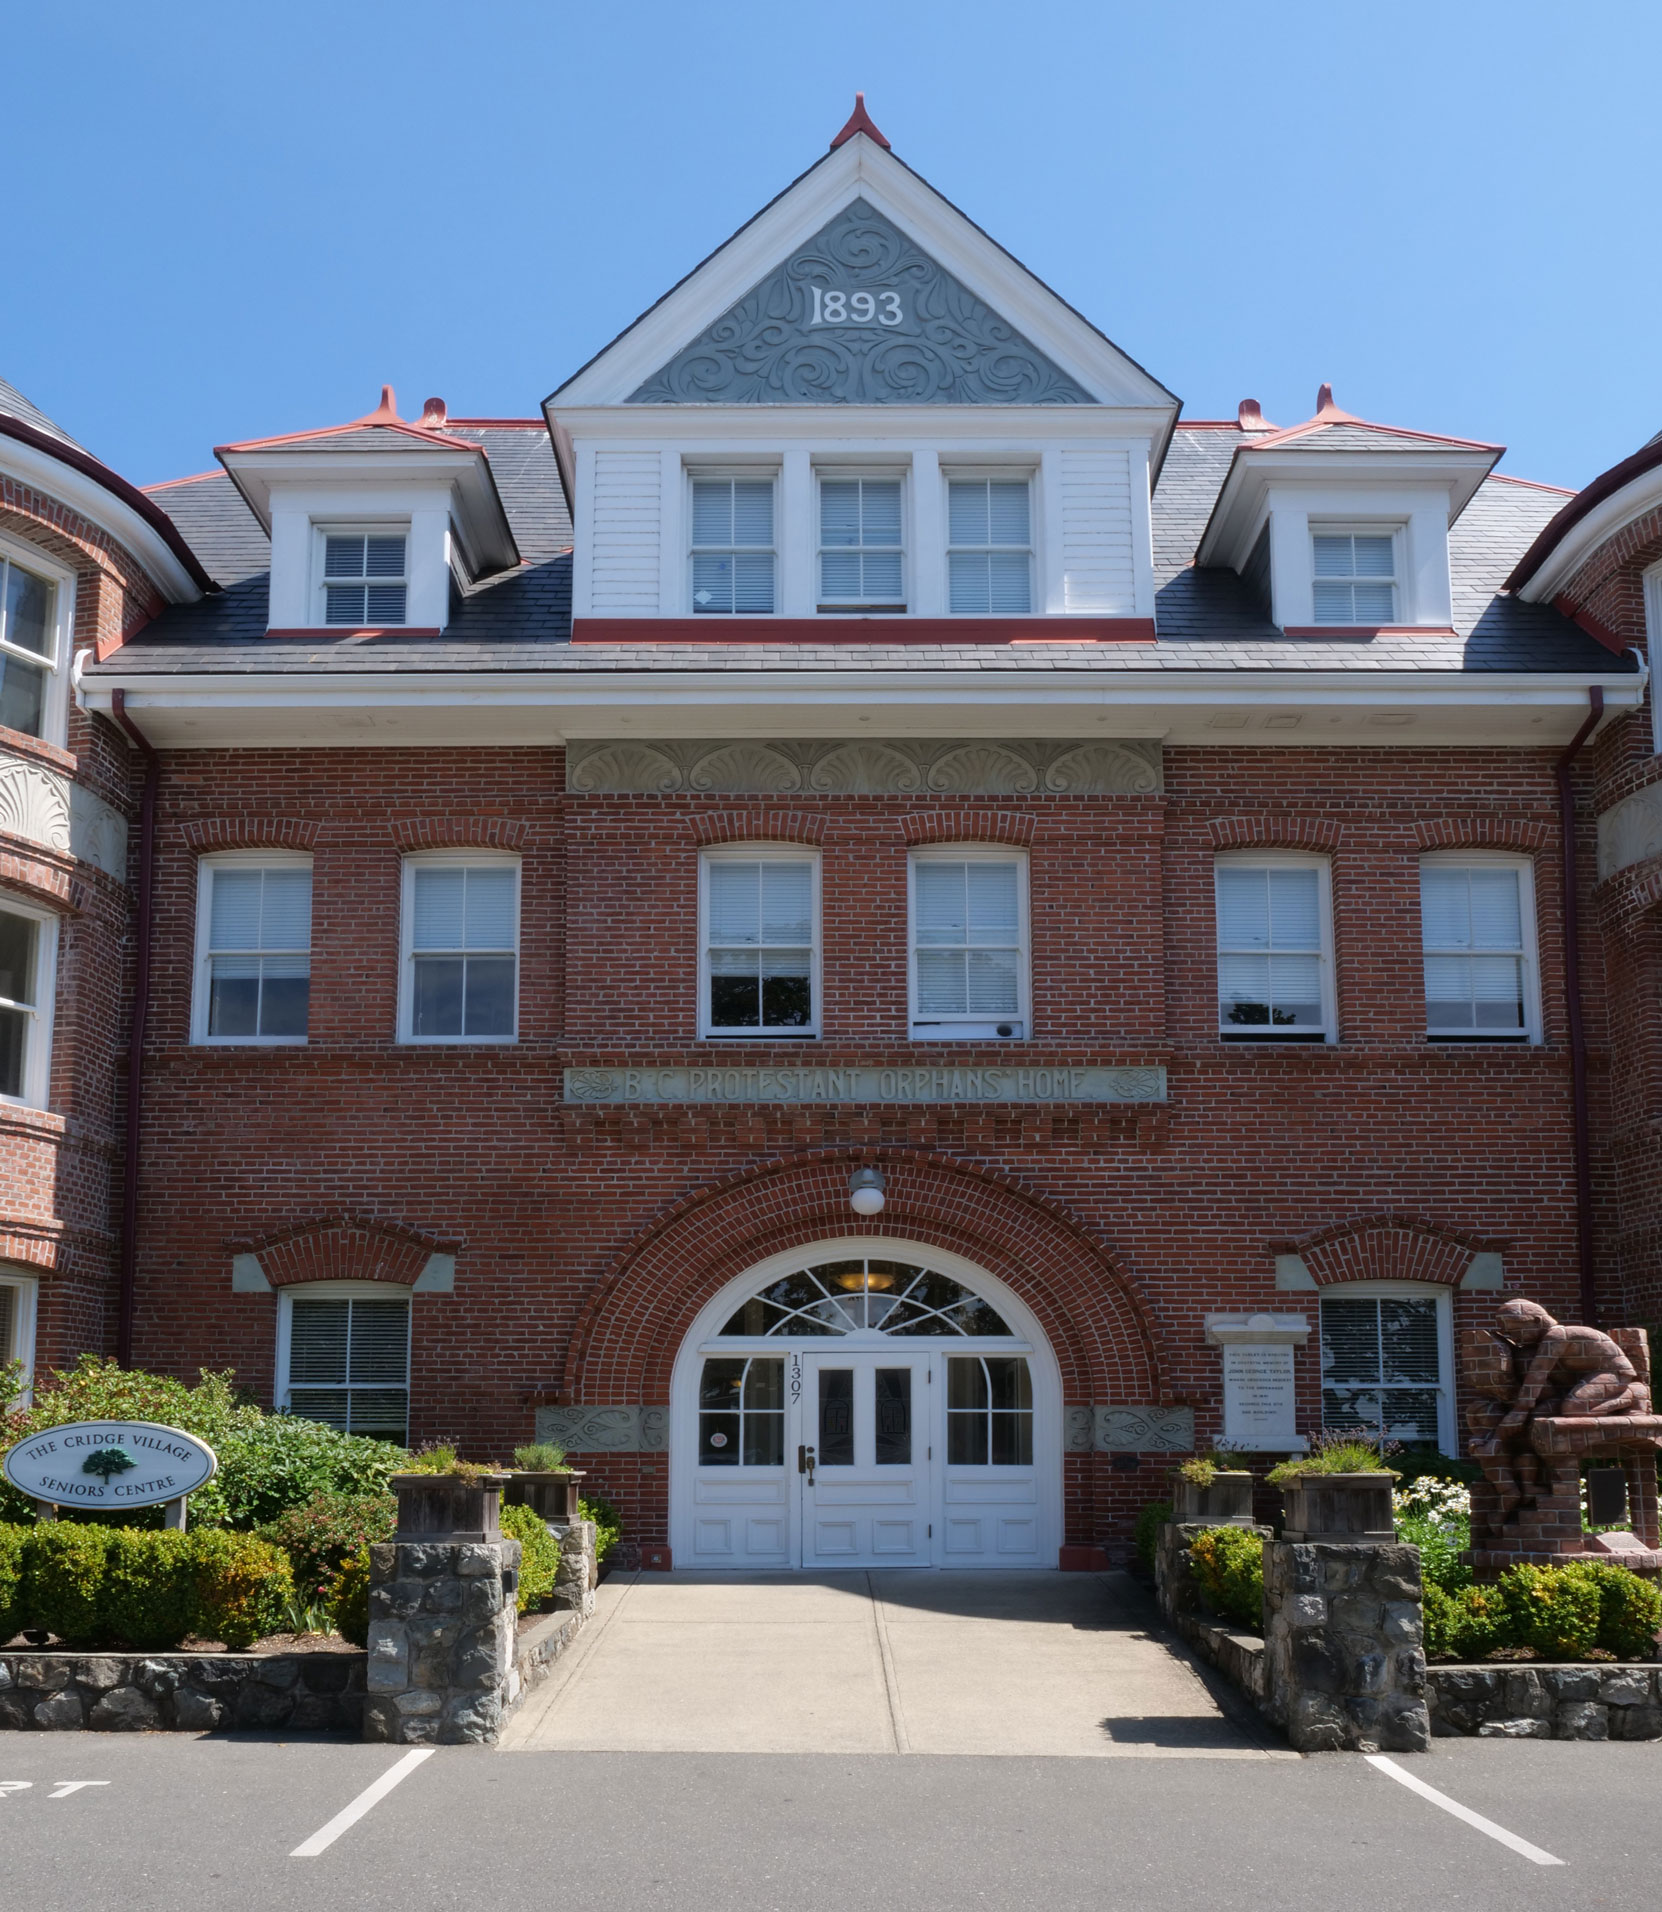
504 1441 587 1525
390 1447 510 1542
1170 1454 1256 1527
1267 1437 1398 1542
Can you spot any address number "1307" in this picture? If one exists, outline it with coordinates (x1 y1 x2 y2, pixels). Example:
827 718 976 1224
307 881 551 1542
810 287 905 327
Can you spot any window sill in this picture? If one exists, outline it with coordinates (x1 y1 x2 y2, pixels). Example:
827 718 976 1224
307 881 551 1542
700 1032 820 1043
1218 1032 1331 1045
396 1036 520 1048
192 1037 310 1049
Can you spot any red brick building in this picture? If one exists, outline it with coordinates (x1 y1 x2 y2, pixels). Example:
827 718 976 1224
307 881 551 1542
8 104 1653 1566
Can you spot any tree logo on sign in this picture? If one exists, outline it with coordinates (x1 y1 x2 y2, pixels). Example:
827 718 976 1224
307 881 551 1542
81 1446 136 1480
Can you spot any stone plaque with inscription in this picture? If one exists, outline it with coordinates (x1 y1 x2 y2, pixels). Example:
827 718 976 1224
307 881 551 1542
1205 1314 1310 1453
564 1064 1165 1107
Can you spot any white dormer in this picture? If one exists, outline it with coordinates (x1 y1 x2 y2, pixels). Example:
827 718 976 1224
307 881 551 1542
1196 389 1501 633
217 389 519 633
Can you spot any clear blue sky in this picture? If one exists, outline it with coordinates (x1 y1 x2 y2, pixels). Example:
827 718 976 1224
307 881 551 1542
8 0 1658 492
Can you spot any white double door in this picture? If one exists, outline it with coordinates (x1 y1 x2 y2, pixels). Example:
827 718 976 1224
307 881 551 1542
800 1350 932 1568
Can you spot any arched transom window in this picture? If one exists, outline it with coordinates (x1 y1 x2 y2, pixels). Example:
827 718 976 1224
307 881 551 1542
718 1257 1016 1338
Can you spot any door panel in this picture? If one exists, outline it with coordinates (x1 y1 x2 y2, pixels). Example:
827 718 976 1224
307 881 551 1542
802 1355 931 1568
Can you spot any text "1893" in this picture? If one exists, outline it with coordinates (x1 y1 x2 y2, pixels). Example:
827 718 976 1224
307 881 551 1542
810 287 904 327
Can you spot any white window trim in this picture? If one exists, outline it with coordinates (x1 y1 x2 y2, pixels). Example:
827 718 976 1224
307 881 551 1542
685 466 780 618
311 521 412 629
0 1265 39 1406
1213 851 1337 1044
274 1279 413 1425
907 845 1031 1041
1644 562 1662 755
1419 850 1541 1045
697 843 822 1041
940 466 1039 618
191 851 313 1047
0 895 58 1108
0 532 75 750
1308 521 1403 628
397 851 521 1046
1318 1280 1455 1455
814 467 909 614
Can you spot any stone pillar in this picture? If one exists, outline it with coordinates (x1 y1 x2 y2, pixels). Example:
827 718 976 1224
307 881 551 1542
363 1537 522 1746
1262 1540 1429 1753
548 1518 597 1618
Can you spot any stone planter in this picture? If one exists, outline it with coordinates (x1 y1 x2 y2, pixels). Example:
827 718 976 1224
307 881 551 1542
390 1471 509 1543
1172 1470 1255 1527
504 1469 586 1525
1278 1472 1396 1543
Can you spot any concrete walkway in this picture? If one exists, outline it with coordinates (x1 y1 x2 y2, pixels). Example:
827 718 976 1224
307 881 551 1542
502 1570 1287 1758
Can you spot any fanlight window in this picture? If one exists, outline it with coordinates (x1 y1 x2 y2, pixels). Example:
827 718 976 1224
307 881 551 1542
719 1258 1015 1338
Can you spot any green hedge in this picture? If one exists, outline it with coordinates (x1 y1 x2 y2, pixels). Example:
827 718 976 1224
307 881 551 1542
1 1522 291 1650
498 1503 561 1613
257 1491 396 1606
579 1493 621 1569
1424 1560 1662 1662
1133 1500 1172 1575
1187 1525 1265 1631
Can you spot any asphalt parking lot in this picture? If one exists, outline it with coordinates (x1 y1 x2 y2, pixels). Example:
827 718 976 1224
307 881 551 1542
0 1731 1655 1912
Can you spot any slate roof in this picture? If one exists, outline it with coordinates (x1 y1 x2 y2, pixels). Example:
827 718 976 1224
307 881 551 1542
103 419 1627 680
0 376 85 452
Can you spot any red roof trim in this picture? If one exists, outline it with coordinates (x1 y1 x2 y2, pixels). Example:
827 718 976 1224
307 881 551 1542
1551 595 1627 657
1487 472 1574 496
215 418 482 456
443 417 548 429
1243 415 1502 455
263 626 444 640
830 92 891 150
0 413 215 592
1280 625 1457 640
1504 439 1662 593
143 469 223 491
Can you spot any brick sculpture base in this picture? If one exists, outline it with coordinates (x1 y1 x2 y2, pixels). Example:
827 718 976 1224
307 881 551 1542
363 1537 522 1745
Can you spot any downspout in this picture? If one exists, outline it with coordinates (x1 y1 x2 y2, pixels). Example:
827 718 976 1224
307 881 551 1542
1555 684 1604 1326
110 690 159 1368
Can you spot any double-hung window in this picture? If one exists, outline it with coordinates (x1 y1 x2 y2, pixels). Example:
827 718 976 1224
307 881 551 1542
279 1283 410 1442
700 849 818 1037
0 1265 38 1403
910 850 1029 1040
193 856 312 1043
1312 530 1396 626
947 478 1033 614
1420 856 1538 1041
320 529 408 626
1320 1287 1451 1450
690 477 775 614
0 543 67 743
0 902 55 1107
401 857 519 1042
1215 856 1335 1040
818 476 904 611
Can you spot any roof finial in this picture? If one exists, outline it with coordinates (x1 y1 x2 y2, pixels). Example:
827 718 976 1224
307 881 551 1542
352 384 400 426
419 396 448 428
1237 398 1272 432
1315 382 1337 416
830 92 891 151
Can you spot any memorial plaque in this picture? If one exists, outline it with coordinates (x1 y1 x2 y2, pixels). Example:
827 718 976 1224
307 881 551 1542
1204 1313 1310 1453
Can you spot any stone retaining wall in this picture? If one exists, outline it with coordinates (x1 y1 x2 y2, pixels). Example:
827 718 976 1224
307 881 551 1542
1429 1663 1662 1739
0 1650 365 1732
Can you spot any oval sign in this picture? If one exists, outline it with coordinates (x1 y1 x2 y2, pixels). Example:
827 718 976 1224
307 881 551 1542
3 1421 218 1510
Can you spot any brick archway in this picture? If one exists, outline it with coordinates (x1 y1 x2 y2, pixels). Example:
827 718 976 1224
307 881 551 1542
562 1149 1169 1409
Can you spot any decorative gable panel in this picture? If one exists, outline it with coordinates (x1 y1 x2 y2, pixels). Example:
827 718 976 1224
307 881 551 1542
628 200 1093 406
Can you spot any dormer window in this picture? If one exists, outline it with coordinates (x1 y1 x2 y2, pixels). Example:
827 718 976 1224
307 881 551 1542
690 478 776 615
819 476 905 612
1312 531 1396 626
948 477 1033 615
320 529 408 627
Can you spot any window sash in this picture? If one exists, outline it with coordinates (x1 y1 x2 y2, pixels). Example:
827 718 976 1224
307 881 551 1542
1319 1295 1444 1446
402 860 519 1042
0 555 60 743
701 854 817 1036
818 478 904 607
1420 863 1533 1039
319 531 409 627
1215 862 1331 1037
0 908 46 1103
284 1294 410 1442
1311 532 1396 626
690 479 776 615
198 863 312 1043
947 480 1032 615
910 857 1026 1030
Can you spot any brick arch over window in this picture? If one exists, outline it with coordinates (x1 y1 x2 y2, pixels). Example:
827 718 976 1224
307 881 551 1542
227 1215 455 1289
1273 1214 1504 1289
688 811 828 847
1413 817 1553 855
901 810 1037 848
562 1151 1169 1409
1208 816 1342 854
180 818 319 854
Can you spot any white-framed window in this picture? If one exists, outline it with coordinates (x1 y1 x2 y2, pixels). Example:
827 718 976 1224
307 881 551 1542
689 476 775 615
0 898 57 1107
1311 528 1397 626
818 474 904 612
0 1265 39 1404
699 846 819 1039
317 526 409 627
0 537 72 746
192 854 312 1044
947 477 1033 615
399 855 520 1043
1319 1283 1454 1453
909 848 1030 1041
1420 854 1539 1042
1215 854 1335 1041
276 1281 411 1442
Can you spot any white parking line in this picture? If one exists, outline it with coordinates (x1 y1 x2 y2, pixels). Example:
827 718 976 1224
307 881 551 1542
290 1749 434 1858
1365 1755 1565 1866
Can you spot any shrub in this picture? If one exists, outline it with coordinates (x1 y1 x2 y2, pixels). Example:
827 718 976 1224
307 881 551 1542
1394 1507 1471 1594
1562 1561 1662 1660
0 1524 24 1639
512 1443 567 1471
1498 1563 1602 1661
580 1493 621 1569
1133 1500 1172 1575
1424 1582 1512 1660
402 1444 498 1483
498 1503 561 1614
1188 1525 1264 1631
102 1528 198 1649
329 1549 371 1648
190 1530 292 1649
25 1523 109 1644
1267 1434 1398 1484
258 1491 396 1605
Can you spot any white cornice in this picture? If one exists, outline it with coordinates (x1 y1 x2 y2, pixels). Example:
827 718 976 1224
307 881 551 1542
552 406 1172 448
547 136 1177 416
1512 466 1662 603
0 437 202 603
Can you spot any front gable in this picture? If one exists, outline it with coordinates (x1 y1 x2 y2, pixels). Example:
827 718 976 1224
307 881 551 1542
628 199 1093 406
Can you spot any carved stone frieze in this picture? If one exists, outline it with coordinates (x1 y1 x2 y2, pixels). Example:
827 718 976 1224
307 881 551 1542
0 752 71 856
534 1405 669 1453
567 736 1162 798
629 199 1094 406
69 783 128 880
